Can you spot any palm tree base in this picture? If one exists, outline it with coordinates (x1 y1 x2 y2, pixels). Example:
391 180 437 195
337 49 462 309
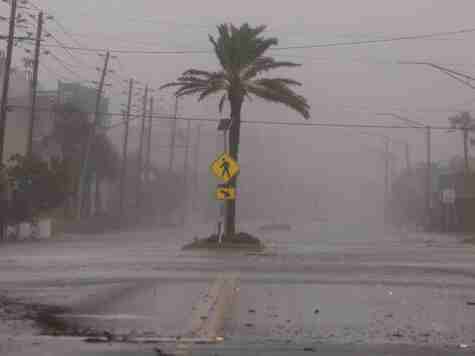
182 232 264 251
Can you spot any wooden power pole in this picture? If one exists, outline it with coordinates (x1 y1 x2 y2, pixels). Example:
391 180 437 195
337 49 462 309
426 126 432 228
0 0 18 241
182 120 191 225
136 84 148 209
26 11 43 156
145 96 154 185
119 78 134 218
168 97 178 173
77 51 110 219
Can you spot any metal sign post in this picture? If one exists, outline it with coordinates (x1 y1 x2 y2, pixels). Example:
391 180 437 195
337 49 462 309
441 188 456 232
214 119 233 243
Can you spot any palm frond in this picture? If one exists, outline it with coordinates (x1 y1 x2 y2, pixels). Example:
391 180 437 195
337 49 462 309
183 69 228 82
164 23 309 119
247 79 310 119
198 84 227 101
241 57 301 80
176 87 209 98
182 69 215 78
218 94 227 113
254 78 302 87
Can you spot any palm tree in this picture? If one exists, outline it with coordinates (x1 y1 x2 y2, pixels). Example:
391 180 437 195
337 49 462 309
449 111 474 173
162 23 310 238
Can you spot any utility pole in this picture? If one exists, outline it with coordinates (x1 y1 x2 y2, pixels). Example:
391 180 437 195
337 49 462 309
0 0 18 241
192 124 201 212
77 51 110 219
136 84 148 209
0 0 17 162
168 96 178 173
426 126 432 229
383 138 390 225
463 127 469 173
182 119 191 226
145 96 154 185
119 78 134 218
26 11 43 156
405 143 411 173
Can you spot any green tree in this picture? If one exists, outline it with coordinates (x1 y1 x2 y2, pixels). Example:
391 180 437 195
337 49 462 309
5 154 70 226
43 104 119 217
162 23 310 238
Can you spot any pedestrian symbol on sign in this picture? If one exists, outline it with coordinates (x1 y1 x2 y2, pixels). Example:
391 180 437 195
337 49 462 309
211 153 240 183
220 158 231 179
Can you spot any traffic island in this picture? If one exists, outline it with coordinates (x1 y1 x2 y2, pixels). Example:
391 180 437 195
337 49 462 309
182 232 264 251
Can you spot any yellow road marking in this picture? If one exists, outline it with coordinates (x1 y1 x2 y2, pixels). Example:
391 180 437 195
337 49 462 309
175 272 239 355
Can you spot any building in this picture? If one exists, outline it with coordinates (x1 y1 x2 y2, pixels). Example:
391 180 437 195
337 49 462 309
31 90 60 160
33 82 112 161
58 82 110 128
1 55 32 163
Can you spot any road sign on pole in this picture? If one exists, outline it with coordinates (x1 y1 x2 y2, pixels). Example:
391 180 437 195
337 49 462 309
210 152 240 183
441 188 456 205
216 186 236 201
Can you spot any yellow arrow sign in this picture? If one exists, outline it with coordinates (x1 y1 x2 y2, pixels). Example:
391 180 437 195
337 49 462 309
216 186 236 201
210 152 240 183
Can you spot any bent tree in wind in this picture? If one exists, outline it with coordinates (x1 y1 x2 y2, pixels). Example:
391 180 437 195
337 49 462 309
162 23 310 238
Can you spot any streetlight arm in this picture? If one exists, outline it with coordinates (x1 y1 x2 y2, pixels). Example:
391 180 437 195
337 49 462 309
399 61 475 82
376 112 425 127
399 61 475 90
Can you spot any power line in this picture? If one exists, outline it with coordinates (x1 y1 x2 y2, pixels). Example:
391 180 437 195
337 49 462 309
47 51 88 81
25 1 99 67
27 0 86 49
7 104 462 131
45 29 96 70
39 61 72 82
272 28 475 51
27 0 102 72
35 27 475 55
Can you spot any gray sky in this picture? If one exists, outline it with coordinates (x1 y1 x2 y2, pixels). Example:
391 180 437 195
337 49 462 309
3 0 475 218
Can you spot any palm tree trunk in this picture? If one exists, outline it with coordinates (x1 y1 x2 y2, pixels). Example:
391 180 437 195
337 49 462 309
224 96 243 238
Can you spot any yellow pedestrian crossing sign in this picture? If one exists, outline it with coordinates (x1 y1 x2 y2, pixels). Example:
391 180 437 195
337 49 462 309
210 152 240 183
216 186 236 201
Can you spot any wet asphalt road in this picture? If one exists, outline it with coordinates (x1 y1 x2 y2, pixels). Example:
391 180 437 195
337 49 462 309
0 220 475 355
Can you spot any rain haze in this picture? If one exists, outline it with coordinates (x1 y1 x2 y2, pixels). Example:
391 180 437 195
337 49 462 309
1 1 475 355
7 0 473 223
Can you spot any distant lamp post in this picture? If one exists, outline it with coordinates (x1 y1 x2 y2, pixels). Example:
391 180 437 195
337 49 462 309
376 112 431 229
448 111 475 174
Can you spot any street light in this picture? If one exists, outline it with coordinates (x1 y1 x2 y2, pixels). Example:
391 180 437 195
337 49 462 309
376 112 432 229
399 61 475 90
355 130 404 225
376 112 425 128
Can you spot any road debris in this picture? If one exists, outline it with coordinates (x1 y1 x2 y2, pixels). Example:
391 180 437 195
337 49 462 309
392 330 404 338
84 337 108 343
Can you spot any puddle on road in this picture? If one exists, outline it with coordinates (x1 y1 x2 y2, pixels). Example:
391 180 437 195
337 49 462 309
36 281 210 339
